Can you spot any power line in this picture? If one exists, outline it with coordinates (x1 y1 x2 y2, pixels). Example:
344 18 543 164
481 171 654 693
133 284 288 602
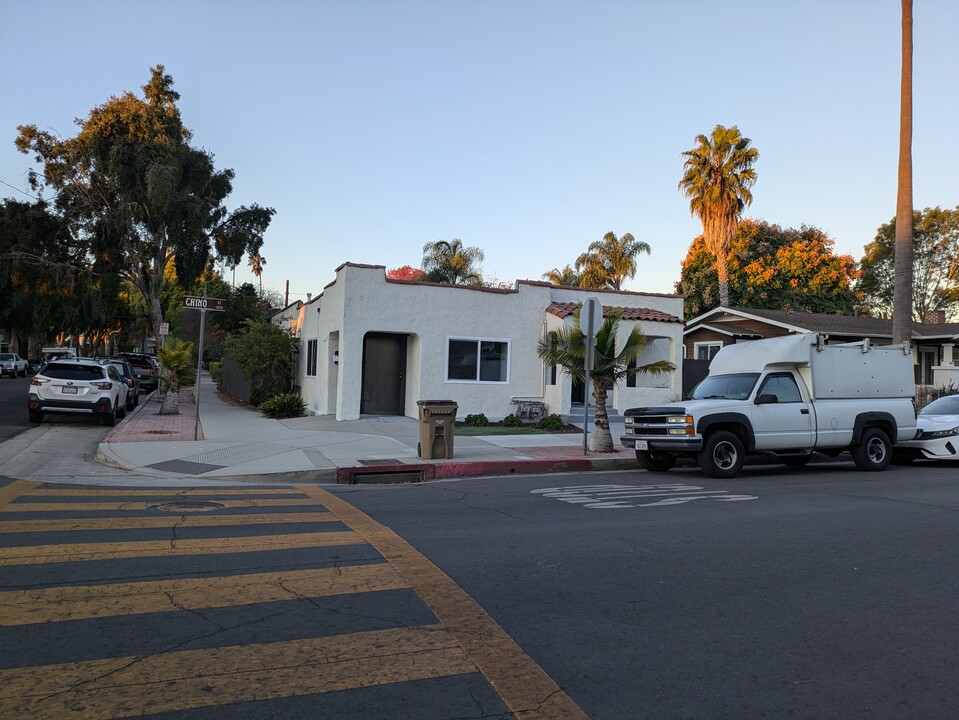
0 178 42 201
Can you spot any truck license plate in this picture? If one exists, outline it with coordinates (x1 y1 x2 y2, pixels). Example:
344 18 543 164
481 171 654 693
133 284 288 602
635 440 648 450
61 387 78 394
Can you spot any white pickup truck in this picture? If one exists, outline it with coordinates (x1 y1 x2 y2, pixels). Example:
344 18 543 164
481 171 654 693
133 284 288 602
0 353 29 378
621 333 918 478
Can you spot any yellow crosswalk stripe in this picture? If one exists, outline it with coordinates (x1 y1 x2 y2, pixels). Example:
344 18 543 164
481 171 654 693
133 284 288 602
0 530 363 566
0 511 338 534
1 563 409 625
25 487 306 497
3 498 312 512
0 625 475 719
0 480 36 507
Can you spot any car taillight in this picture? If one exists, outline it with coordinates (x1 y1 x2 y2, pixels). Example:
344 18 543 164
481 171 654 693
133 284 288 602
94 381 113 390
30 377 48 386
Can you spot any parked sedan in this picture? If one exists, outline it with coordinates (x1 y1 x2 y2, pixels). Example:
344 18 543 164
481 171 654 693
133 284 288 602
105 358 141 410
896 394 959 462
28 358 129 426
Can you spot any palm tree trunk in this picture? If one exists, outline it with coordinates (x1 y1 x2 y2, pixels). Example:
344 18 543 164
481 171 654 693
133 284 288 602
716 248 730 307
892 0 913 344
590 381 615 452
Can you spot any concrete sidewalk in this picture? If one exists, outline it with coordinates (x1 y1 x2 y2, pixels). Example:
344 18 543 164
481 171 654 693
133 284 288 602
93 374 638 483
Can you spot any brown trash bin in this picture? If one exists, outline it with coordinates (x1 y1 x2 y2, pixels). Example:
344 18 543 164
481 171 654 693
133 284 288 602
416 400 458 459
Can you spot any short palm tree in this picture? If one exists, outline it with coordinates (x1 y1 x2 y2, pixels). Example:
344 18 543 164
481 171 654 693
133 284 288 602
421 239 484 285
542 265 581 287
575 232 651 290
537 309 675 452
679 125 758 307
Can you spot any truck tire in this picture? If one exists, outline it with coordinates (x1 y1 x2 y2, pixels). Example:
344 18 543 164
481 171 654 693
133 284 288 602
698 431 745 478
636 450 676 472
851 427 891 471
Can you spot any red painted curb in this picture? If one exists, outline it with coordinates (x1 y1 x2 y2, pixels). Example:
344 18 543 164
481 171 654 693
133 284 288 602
337 456 637 483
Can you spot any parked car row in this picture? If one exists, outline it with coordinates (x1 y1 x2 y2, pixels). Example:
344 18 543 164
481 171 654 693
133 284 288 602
26 354 157 426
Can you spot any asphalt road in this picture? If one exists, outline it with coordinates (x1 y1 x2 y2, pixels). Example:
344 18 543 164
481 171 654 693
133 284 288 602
0 374 32 442
329 462 959 719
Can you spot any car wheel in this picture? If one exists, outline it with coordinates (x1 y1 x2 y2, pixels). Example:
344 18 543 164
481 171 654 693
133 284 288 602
698 430 745 478
118 400 127 418
851 427 891 472
102 403 117 427
133 392 139 407
126 393 135 411
636 450 676 472
28 410 43 423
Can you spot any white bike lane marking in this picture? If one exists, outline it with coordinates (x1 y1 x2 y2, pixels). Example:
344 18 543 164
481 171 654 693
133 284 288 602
530 484 758 508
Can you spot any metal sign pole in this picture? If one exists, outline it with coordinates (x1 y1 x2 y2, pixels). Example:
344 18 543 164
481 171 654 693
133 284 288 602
580 297 603 456
194 307 206 441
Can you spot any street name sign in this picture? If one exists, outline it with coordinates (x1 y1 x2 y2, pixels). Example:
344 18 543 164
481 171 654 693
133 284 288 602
183 296 227 311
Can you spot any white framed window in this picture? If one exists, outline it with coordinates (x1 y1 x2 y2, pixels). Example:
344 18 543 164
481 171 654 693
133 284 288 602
306 339 318 377
694 341 722 360
446 337 510 383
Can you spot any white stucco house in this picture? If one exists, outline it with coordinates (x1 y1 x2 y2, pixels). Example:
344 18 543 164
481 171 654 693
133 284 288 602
273 263 685 421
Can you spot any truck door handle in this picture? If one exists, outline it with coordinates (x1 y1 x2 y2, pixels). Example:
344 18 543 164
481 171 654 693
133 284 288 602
800 409 809 414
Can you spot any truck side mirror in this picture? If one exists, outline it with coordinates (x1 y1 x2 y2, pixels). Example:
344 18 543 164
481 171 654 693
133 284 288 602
755 393 778 405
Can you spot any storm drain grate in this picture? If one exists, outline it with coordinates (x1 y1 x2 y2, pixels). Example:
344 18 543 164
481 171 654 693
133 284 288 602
146 459 226 475
357 459 403 466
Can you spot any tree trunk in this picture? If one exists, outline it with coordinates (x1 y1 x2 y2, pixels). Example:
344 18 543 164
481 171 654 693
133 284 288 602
892 0 913 344
590 381 615 452
716 247 730 307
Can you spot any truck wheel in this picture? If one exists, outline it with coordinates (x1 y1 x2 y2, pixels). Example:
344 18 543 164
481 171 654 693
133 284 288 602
698 431 745 478
851 427 891 471
636 450 676 472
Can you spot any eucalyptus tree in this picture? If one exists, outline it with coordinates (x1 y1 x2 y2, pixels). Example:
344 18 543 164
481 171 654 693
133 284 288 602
679 125 759 307
892 0 914 343
421 239 484 285
575 231 650 291
537 309 675 452
15 65 275 347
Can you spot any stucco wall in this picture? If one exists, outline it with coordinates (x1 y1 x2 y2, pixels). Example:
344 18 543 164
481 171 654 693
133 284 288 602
289 264 684 421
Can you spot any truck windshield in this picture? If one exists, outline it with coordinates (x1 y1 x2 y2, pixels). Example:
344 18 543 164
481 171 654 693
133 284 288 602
689 373 759 401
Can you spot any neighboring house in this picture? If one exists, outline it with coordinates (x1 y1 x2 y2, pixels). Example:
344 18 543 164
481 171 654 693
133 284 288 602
684 306 959 388
273 262 684 421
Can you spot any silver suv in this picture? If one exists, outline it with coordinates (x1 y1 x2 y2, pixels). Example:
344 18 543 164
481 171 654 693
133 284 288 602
28 358 130 426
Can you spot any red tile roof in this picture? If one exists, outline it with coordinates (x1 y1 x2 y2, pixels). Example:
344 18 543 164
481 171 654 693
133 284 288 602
546 302 683 324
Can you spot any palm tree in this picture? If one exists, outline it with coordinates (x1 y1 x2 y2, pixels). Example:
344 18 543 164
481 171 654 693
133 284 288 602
421 239 484 285
248 252 267 294
542 265 581 287
892 0 913 344
537 309 675 452
679 125 759 307
575 231 651 290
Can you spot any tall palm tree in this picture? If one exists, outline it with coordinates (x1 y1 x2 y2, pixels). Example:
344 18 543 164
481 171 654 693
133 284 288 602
421 239 484 285
892 0 913 344
537 309 675 452
679 125 759 307
248 252 267 294
542 265 581 287
575 231 651 290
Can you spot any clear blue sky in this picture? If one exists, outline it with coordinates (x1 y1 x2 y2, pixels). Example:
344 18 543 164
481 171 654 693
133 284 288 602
2 1 956 302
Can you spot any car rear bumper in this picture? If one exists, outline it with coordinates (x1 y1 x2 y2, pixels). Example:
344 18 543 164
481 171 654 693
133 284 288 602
28 396 114 415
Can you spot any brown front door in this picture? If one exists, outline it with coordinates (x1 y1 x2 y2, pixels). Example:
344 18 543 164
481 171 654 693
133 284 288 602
361 333 407 415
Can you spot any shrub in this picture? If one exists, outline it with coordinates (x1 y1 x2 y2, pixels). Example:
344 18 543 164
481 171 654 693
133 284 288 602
157 337 195 394
536 413 566 431
502 413 523 427
209 361 222 385
223 321 298 405
258 392 307 419
464 413 489 426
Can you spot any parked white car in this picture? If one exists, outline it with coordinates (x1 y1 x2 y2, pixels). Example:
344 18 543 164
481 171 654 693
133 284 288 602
0 353 29 378
28 358 129 426
895 395 959 462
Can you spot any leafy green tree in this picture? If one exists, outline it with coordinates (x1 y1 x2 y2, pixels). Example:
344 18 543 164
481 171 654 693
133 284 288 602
15 65 275 347
537 309 675 452
575 232 650 290
224 321 297 405
421 239 484 285
542 265 581 287
859 207 959 321
679 125 759 307
677 220 860 319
